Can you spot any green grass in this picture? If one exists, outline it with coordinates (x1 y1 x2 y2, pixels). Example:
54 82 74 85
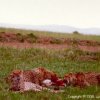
0 27 100 42
0 47 100 100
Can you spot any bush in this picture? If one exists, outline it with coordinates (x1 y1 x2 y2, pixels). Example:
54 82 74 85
26 33 38 43
73 31 80 35
16 33 22 36
0 32 5 34
50 38 63 44
27 33 37 39
16 33 25 42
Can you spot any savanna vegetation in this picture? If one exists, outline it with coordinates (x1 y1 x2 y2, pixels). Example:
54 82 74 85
0 27 100 100
0 27 100 41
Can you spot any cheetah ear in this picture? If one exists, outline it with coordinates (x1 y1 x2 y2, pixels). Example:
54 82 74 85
76 72 85 79
39 67 46 72
13 70 22 75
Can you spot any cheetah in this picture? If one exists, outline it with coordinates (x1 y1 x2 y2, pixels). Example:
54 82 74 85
6 67 58 91
63 72 100 88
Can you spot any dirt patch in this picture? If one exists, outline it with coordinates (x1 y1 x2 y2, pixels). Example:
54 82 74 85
0 32 100 45
0 42 100 52
78 45 100 52
0 33 100 52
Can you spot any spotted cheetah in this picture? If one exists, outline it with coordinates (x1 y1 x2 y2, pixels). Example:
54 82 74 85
63 72 100 88
6 67 58 91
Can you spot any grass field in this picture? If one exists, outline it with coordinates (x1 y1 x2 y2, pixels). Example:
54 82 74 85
0 47 100 100
0 27 100 100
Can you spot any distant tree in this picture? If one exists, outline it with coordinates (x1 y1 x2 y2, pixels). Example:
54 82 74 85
73 31 78 34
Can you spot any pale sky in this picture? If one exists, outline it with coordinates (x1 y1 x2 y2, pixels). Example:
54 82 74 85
0 0 100 28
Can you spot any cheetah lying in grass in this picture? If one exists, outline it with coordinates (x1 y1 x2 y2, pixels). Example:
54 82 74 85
63 72 100 88
6 67 100 92
6 67 65 93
